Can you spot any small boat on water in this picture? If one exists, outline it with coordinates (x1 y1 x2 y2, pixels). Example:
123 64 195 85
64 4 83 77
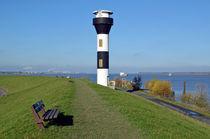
120 72 128 77
168 73 172 77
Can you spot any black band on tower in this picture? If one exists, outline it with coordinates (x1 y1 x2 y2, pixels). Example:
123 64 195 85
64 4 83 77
97 52 109 68
93 17 113 34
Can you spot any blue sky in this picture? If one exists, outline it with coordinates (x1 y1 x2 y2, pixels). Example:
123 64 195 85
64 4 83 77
0 0 210 73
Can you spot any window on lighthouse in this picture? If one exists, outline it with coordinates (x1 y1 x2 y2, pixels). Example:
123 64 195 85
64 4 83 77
99 59 103 67
99 39 103 47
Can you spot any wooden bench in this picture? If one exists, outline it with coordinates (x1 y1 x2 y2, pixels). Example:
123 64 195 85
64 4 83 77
31 100 60 129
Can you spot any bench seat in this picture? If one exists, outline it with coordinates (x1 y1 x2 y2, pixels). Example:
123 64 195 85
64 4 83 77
42 109 60 120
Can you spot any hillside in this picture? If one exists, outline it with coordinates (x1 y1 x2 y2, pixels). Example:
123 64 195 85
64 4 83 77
0 76 209 138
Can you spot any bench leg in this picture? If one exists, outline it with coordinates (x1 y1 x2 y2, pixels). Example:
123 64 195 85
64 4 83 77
37 122 44 129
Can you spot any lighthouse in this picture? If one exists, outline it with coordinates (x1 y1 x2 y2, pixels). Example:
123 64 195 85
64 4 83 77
93 10 113 86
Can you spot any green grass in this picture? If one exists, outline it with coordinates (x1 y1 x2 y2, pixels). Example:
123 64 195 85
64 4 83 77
71 79 141 138
0 76 210 138
0 76 75 138
84 80 210 139
137 90 210 117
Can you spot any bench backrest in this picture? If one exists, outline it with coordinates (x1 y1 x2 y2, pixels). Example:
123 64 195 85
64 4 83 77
32 100 45 113
31 100 46 120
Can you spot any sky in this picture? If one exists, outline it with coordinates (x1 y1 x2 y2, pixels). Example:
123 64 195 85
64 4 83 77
0 0 210 73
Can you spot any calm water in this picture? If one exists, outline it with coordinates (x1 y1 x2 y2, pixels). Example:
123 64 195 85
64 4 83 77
1 73 210 101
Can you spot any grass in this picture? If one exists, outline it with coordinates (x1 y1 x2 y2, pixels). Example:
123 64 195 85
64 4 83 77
137 90 210 117
0 76 210 138
72 79 141 138
0 76 75 138
84 80 210 139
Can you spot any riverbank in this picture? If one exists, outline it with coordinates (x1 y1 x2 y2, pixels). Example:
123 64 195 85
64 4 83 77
130 90 210 124
138 90 210 117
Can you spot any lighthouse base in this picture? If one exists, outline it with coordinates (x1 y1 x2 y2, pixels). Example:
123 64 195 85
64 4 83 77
97 69 109 86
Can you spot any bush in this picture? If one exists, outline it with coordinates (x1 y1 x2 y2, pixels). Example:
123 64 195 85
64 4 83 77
114 77 133 90
123 80 133 90
194 84 209 107
147 78 174 99
132 75 142 91
181 93 193 103
152 80 173 97
181 84 209 108
148 78 158 91
114 77 122 88
144 80 149 89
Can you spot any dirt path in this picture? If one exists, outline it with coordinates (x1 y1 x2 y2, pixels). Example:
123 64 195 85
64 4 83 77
71 79 141 139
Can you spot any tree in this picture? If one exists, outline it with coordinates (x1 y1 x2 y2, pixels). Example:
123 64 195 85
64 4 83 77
161 81 173 97
114 77 122 88
132 75 142 91
152 80 162 95
148 78 158 91
144 80 149 89
148 78 174 99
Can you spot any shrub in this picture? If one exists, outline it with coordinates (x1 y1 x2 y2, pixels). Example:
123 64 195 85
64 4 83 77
181 84 209 108
148 78 158 91
144 80 149 89
194 84 209 108
147 78 174 99
114 77 122 88
132 75 142 91
181 93 193 103
123 80 133 90
114 77 133 90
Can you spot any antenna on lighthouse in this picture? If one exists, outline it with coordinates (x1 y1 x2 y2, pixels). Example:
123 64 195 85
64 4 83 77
93 10 114 86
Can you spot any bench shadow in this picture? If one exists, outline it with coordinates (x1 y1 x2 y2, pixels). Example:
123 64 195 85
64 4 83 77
45 112 74 128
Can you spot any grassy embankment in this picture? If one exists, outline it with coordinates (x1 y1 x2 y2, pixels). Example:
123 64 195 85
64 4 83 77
0 76 75 138
84 80 210 138
136 90 210 117
0 76 210 138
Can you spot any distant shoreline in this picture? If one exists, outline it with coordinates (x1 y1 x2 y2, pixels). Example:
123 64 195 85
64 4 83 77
138 72 210 75
0 71 210 75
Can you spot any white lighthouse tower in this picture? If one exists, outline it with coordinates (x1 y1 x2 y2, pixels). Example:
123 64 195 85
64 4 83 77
93 10 113 86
